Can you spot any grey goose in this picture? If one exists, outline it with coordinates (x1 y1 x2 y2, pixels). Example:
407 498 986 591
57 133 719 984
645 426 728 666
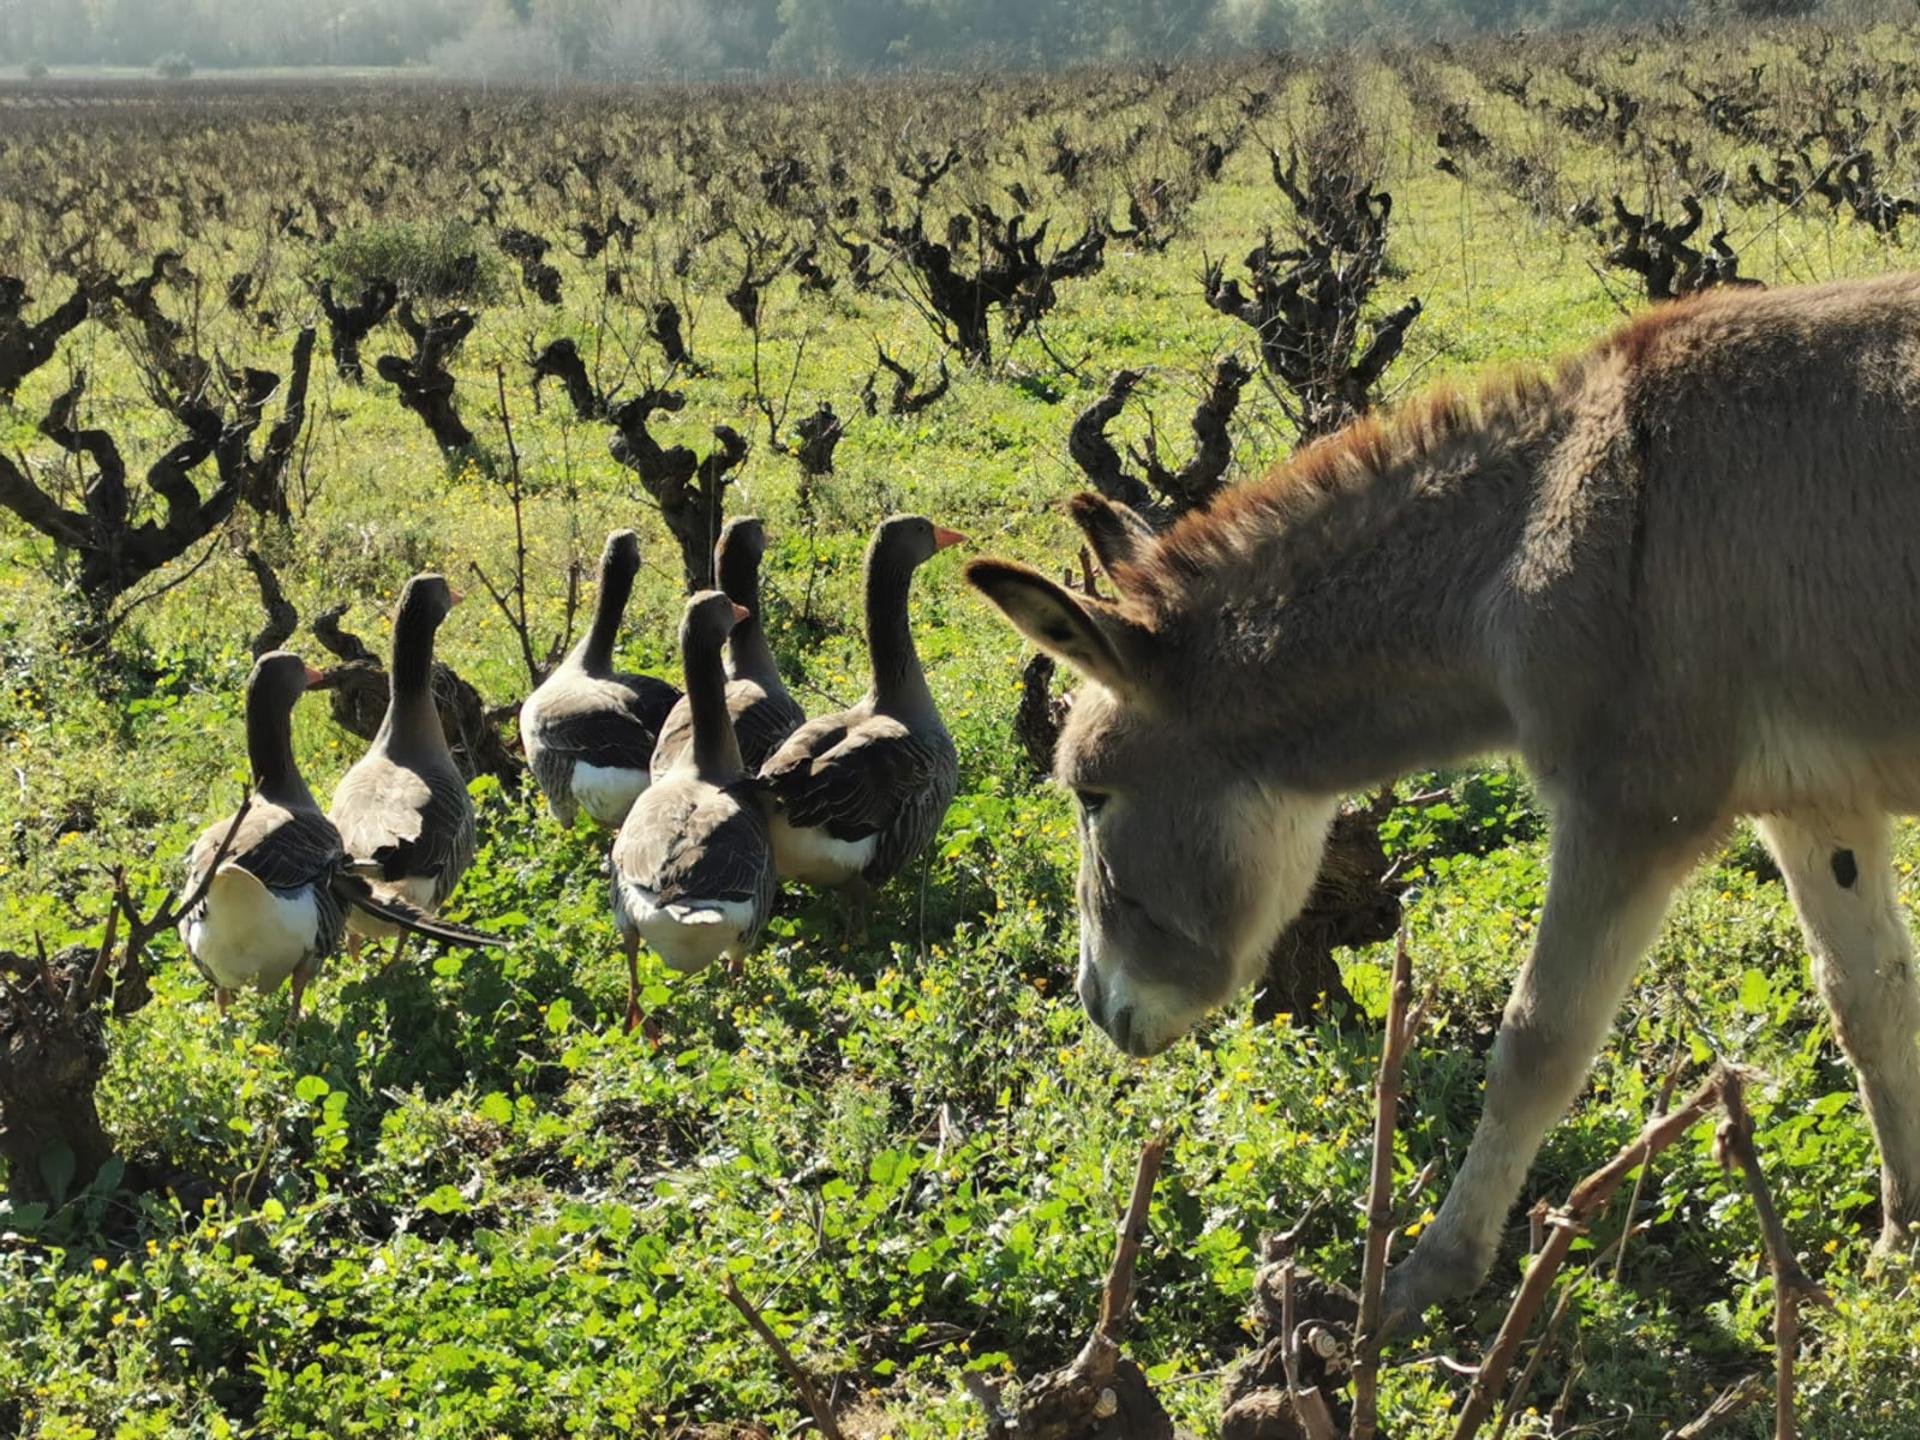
649 517 805 778
329 574 477 951
179 651 501 1021
521 529 682 829
611 591 777 1034
758 515 964 929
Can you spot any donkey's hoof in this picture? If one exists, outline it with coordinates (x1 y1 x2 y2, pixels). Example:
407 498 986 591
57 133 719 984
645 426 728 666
1381 1237 1484 1333
1868 1218 1920 1277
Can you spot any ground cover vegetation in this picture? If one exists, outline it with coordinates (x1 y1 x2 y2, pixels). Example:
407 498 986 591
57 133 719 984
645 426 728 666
4 17 1920 1436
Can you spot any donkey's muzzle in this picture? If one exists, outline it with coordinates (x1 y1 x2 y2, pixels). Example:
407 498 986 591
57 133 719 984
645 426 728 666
1078 963 1109 1031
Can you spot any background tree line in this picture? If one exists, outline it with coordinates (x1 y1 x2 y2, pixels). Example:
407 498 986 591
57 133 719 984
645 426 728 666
0 0 1835 78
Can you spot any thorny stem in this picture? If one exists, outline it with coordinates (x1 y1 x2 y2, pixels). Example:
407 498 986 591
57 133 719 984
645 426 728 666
1351 929 1424 1440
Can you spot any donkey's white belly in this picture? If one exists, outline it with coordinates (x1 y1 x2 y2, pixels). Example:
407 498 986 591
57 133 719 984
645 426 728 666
182 868 321 992
573 762 650 829
769 815 876 887
1732 714 1920 816
616 880 759 973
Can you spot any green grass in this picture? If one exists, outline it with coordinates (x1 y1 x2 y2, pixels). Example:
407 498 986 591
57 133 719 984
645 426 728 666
4 28 1920 1438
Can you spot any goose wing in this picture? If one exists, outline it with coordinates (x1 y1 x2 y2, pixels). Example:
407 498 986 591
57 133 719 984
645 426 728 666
330 752 474 897
612 671 682 736
757 711 937 844
185 801 343 896
179 803 348 985
614 779 772 906
531 697 660 770
650 680 807 779
730 684 807 774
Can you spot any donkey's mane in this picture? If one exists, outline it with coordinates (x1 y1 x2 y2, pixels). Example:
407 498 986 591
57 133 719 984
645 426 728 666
1115 361 1585 614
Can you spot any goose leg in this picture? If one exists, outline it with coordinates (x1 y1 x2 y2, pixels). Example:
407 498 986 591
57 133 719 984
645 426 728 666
286 961 314 1032
851 879 872 948
837 879 872 949
619 940 664 1047
375 933 411 980
623 933 644 1036
347 932 363 968
215 986 233 1017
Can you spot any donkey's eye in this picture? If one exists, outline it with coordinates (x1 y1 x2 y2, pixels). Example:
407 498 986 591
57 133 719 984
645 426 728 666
1075 788 1108 816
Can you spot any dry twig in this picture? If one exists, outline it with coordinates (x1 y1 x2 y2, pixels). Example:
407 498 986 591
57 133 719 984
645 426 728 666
1449 1068 1731 1440
1351 930 1425 1440
1099 1133 1168 1345
1714 1071 1831 1440
1661 1373 1767 1440
721 1273 845 1440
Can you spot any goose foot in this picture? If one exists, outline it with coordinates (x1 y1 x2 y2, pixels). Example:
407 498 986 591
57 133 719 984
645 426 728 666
622 1000 662 1046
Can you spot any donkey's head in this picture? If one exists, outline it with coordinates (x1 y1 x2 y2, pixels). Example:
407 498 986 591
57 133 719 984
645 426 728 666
968 495 1337 1057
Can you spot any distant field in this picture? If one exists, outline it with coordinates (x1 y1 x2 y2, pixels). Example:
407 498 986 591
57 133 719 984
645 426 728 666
2 20 1919 1437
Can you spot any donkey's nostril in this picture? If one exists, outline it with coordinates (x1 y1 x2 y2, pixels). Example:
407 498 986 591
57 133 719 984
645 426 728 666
1079 970 1107 1029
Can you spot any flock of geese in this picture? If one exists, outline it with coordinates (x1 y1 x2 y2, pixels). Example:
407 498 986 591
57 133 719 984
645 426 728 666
180 515 967 1033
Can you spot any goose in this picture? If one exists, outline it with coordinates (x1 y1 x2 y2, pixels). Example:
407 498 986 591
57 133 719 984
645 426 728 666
757 514 964 933
611 590 778 1034
179 651 502 1022
329 574 477 955
649 517 805 778
521 529 682 829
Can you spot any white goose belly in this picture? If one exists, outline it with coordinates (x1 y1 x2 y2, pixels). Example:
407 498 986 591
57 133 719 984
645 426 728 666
572 761 651 830
182 877 323 992
614 880 760 974
768 814 877 887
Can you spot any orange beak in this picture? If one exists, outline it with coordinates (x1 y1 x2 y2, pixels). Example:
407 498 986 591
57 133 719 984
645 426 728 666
448 588 465 606
932 526 968 551
731 603 752 624
303 664 328 689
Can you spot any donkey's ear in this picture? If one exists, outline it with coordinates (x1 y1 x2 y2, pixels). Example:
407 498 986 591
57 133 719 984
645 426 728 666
1067 492 1156 579
966 558 1143 691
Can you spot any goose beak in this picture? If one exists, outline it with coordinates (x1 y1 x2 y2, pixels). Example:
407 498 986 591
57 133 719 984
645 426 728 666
932 526 968 551
731 603 752 624
448 588 465 606
303 665 330 690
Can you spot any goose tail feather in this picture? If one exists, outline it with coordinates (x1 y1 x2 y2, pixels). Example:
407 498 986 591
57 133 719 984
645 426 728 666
332 876 506 948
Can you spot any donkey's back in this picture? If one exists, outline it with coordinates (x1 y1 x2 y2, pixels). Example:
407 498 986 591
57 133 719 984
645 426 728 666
1513 271 1920 820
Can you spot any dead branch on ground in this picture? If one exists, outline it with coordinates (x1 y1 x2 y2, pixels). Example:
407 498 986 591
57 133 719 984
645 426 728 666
721 1273 846 1440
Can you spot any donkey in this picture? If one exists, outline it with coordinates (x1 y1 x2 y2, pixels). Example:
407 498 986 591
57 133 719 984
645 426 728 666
967 271 1920 1321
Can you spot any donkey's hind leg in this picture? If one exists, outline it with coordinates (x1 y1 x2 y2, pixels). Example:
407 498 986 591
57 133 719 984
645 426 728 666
1757 811 1920 1254
1384 816 1702 1322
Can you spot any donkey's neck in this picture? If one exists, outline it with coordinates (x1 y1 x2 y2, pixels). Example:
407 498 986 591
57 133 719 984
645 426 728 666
1167 409 1559 792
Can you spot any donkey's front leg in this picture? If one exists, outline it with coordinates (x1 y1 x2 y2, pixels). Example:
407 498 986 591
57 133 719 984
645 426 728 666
1383 817 1701 1322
